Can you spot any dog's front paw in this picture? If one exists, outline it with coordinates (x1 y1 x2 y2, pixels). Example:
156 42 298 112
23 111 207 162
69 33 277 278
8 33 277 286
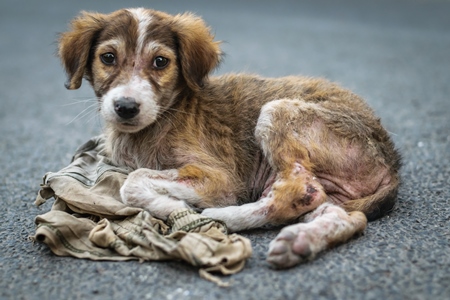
120 172 159 207
120 169 188 220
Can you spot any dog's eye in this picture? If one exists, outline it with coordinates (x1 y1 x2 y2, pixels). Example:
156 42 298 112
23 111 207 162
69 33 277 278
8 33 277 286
153 56 169 69
100 53 116 65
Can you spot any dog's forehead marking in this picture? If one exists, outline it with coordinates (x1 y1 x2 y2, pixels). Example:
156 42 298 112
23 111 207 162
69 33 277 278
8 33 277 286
144 41 171 56
99 38 125 49
127 8 153 55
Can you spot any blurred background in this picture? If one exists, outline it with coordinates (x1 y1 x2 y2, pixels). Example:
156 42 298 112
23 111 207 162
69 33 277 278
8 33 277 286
1 0 449 299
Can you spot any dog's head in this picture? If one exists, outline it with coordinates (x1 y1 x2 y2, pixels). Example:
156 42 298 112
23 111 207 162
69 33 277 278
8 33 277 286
59 8 221 133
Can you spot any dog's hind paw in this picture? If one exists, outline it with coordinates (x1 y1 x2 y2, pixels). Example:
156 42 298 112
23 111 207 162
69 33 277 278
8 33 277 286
266 224 316 268
266 203 368 269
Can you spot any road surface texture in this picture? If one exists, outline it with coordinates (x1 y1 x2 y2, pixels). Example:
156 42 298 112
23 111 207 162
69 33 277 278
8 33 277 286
1 0 449 299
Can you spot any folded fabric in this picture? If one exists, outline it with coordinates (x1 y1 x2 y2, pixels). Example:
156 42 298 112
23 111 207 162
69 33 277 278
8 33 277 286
32 136 252 286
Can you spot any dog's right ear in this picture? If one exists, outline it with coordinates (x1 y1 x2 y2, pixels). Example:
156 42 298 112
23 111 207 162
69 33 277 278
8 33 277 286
58 12 106 90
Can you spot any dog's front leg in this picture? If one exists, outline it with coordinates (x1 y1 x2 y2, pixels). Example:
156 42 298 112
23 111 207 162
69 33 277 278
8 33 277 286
120 168 203 220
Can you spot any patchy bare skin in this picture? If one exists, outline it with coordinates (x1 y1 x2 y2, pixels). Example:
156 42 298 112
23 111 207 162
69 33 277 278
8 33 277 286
58 8 401 269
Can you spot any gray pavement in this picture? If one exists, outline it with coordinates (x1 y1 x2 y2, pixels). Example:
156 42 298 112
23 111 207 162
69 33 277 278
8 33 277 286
1 0 449 299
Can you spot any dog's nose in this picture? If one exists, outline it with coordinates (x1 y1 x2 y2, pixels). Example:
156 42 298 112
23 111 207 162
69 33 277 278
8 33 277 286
114 97 140 119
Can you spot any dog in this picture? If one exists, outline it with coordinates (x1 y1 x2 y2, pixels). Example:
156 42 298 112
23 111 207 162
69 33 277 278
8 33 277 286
58 8 401 268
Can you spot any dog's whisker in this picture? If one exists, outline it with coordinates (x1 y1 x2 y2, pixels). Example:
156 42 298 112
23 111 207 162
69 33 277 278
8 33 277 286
59 98 98 107
387 131 398 136
81 107 98 122
65 103 98 125
85 112 101 125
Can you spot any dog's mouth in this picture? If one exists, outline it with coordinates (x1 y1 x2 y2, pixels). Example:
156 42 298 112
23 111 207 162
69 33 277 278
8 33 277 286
113 118 144 133
119 120 138 126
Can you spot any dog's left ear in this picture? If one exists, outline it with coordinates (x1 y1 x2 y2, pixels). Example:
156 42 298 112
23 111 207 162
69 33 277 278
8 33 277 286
171 13 221 91
58 11 106 90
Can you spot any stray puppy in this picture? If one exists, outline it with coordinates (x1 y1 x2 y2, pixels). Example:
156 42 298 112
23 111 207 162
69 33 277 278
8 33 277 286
58 8 401 268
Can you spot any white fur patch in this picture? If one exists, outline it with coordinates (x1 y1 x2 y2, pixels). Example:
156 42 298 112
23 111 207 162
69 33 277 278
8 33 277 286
101 75 159 132
202 197 271 232
144 41 169 56
121 169 203 220
99 39 125 50
255 101 278 165
127 8 153 55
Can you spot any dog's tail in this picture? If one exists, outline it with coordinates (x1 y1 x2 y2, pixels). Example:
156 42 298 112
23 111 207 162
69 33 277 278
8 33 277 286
341 173 400 221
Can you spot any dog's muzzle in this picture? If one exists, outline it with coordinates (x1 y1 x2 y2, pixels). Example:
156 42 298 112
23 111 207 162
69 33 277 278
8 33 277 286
114 97 140 119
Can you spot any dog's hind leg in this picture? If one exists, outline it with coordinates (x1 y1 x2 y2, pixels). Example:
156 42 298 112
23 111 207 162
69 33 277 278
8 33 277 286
203 99 329 230
251 99 332 224
266 202 367 268
202 97 395 267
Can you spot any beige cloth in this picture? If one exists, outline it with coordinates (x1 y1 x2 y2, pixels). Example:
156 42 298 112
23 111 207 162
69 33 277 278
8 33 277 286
32 136 252 286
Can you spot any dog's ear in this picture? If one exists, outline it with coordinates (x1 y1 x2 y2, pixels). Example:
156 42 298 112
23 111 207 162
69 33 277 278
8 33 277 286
171 13 221 91
58 11 106 90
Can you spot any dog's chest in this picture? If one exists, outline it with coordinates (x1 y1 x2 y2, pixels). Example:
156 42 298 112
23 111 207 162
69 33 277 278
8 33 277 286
106 131 176 171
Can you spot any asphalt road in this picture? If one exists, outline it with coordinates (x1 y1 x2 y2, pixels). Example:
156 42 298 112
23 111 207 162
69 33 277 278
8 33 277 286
1 0 449 299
